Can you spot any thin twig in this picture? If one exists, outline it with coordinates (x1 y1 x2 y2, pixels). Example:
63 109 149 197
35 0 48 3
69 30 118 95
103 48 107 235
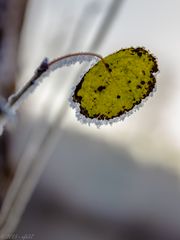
7 52 105 112
7 58 49 107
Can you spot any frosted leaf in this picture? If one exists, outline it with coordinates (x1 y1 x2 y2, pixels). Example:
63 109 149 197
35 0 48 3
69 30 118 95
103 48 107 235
70 47 159 127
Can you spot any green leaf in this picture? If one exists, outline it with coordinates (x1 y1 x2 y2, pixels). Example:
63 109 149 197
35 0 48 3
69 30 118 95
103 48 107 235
73 47 159 122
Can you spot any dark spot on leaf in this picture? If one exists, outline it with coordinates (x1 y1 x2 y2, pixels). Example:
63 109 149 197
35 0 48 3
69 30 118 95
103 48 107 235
80 107 89 117
105 63 112 72
151 62 159 73
142 70 145 75
141 81 145 85
117 95 121 99
132 47 143 57
97 86 106 92
136 85 142 89
118 111 123 115
72 76 84 103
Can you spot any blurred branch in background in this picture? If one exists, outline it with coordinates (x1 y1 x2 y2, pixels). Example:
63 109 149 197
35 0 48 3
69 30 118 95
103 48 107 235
90 0 124 51
0 0 27 204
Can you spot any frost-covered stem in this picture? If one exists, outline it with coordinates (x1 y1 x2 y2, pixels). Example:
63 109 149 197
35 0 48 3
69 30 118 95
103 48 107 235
0 52 105 135
7 58 49 108
49 52 105 67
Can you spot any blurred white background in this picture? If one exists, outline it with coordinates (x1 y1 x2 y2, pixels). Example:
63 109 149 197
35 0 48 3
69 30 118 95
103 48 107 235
2 0 180 239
